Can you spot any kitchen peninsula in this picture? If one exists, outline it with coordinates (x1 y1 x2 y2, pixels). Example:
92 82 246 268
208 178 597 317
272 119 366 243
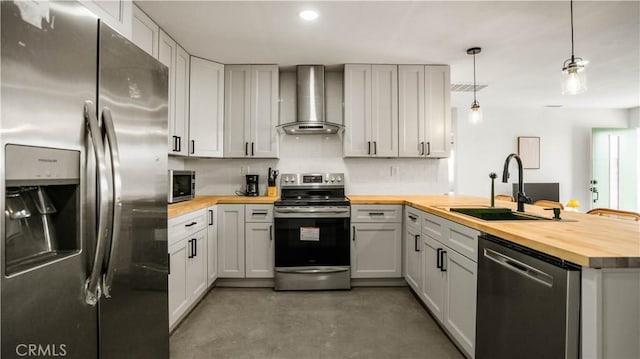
170 194 640 358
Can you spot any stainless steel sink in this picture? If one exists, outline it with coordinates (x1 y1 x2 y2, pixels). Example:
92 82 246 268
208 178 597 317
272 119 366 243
450 207 552 221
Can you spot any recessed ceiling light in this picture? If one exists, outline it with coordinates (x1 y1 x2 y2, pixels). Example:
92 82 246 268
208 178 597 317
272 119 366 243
299 10 319 21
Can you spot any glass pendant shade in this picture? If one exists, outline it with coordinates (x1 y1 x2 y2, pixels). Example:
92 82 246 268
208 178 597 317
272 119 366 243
561 58 587 95
469 100 482 124
561 0 587 95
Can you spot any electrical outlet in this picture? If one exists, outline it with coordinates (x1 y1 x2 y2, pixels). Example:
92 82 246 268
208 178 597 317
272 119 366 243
241 166 249 175
390 166 399 177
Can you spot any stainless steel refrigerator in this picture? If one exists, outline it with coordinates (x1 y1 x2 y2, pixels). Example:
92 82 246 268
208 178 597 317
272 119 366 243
1 1 169 358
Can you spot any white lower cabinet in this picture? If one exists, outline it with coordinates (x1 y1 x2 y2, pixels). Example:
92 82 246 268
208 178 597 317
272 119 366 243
404 208 422 291
186 229 208 301
351 223 402 278
168 229 207 329
408 210 479 359
245 222 274 278
421 235 446 319
217 205 245 278
350 205 402 278
217 204 274 279
168 239 189 327
206 206 218 287
168 209 208 330
442 248 477 357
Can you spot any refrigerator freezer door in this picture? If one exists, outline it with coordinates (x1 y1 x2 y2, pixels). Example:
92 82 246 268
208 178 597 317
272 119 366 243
1 1 99 358
97 23 169 359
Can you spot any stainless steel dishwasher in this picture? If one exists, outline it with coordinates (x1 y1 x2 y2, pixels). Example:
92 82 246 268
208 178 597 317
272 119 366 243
476 234 581 359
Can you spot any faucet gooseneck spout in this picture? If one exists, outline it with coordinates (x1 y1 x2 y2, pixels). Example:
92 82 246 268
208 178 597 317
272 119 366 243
502 153 530 212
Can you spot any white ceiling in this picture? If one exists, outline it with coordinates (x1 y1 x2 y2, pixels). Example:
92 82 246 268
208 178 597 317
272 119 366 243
137 1 640 110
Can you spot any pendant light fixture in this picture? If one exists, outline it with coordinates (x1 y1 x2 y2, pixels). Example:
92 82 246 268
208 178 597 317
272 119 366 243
561 0 587 95
467 47 482 124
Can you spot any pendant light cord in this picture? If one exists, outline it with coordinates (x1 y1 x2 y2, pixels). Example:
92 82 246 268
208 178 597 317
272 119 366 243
473 53 477 102
570 0 575 61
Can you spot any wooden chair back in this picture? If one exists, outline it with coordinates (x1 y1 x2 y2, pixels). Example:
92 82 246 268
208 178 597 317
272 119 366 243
586 208 640 221
533 200 565 210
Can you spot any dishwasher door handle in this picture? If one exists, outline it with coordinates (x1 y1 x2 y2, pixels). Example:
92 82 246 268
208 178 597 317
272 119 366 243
484 248 554 287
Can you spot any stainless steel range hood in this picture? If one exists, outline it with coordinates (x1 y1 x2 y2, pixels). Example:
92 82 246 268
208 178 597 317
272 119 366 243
279 65 344 135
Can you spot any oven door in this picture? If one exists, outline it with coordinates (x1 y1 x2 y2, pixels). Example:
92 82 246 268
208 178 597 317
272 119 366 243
274 216 350 267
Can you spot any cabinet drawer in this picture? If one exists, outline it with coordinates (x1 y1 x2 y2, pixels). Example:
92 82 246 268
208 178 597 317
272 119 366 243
352 205 402 223
422 212 444 240
168 209 207 246
442 220 480 262
405 207 422 231
245 204 273 223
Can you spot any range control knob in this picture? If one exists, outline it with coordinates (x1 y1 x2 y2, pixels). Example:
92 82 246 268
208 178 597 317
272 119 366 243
336 177 342 182
330 177 335 182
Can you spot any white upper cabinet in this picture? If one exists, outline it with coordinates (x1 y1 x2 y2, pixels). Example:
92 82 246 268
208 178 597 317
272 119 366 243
80 0 132 38
398 65 451 158
224 65 279 158
131 5 158 57
174 44 190 156
189 57 224 157
344 64 371 157
159 31 190 157
424 65 451 158
158 30 177 153
344 64 398 157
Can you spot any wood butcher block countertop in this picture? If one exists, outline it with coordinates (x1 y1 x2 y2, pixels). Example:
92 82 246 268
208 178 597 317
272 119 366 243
168 195 278 218
348 195 640 268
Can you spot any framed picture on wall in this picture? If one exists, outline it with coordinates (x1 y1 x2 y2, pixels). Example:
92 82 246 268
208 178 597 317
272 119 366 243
518 136 540 169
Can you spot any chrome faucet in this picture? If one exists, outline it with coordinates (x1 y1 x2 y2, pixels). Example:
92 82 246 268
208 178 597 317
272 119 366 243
502 153 530 212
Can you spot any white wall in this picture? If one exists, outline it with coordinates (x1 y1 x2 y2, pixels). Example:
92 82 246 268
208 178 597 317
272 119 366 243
185 70 450 196
454 107 629 211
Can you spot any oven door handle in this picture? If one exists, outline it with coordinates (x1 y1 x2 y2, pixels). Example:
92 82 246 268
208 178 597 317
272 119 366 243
276 267 349 274
275 208 350 214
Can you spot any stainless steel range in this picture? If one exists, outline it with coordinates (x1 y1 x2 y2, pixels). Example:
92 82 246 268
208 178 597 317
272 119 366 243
274 173 351 290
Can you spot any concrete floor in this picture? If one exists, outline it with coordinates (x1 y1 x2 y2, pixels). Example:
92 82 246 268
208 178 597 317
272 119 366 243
170 287 464 359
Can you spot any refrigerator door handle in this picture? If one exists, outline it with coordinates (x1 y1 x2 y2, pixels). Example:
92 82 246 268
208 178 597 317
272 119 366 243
83 101 113 306
101 107 123 298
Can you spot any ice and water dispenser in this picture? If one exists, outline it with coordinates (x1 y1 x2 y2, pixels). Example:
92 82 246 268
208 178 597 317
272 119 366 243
4 145 80 275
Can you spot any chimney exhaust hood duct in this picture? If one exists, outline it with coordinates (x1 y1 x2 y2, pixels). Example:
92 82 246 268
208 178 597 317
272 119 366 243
279 65 344 135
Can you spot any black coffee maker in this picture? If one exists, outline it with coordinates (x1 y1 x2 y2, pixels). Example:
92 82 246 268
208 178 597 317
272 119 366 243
245 175 259 196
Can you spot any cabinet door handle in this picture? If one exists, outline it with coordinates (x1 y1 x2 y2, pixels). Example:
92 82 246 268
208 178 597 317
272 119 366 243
414 234 420 252
408 215 417 221
269 224 273 241
245 142 248 156
440 250 447 272
193 238 197 257
436 248 442 269
420 142 425 156
367 141 371 155
188 239 193 259
185 221 197 227
426 142 431 156
172 136 178 152
177 136 182 152
208 210 214 226
251 142 255 156
374 141 377 155
352 226 356 242
368 212 385 216
191 140 195 154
